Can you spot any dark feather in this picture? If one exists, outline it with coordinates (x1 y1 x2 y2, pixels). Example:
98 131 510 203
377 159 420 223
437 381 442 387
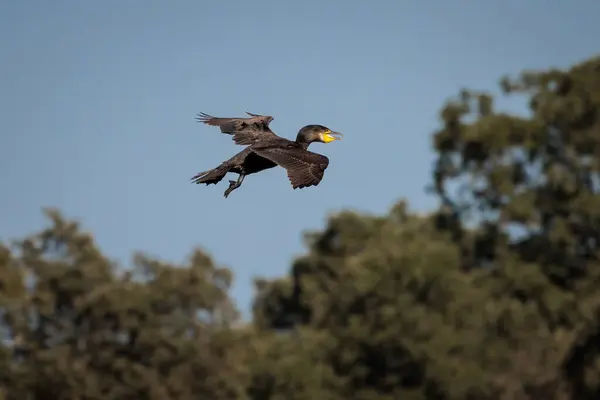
196 112 278 145
251 146 330 189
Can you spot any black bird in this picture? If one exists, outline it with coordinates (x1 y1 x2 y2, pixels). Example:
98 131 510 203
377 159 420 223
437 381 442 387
191 111 343 198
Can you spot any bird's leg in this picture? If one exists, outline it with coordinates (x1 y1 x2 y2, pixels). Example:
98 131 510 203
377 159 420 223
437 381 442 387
224 174 245 198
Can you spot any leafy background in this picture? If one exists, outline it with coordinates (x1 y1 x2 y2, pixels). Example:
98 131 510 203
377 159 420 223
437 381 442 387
3 55 600 399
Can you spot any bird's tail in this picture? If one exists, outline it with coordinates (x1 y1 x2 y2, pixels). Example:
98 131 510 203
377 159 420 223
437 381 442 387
191 164 229 185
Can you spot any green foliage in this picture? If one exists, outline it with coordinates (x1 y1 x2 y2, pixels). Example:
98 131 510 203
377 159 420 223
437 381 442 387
3 55 600 399
0 209 247 399
432 57 600 276
251 205 572 399
251 55 600 399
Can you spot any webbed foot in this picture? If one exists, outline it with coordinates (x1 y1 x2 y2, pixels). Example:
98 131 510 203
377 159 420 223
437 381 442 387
223 175 245 199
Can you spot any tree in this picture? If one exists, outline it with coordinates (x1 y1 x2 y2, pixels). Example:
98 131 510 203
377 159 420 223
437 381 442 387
251 55 600 399
4 54 600 400
432 56 600 276
0 209 248 399
431 55 600 398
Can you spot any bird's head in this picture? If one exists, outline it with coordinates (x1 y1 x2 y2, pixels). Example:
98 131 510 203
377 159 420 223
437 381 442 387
296 125 344 145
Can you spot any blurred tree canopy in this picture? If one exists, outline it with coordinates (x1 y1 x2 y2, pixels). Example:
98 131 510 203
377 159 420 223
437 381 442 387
0 210 248 399
2 55 600 399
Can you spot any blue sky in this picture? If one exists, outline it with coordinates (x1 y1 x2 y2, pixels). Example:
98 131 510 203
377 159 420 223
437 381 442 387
2 0 599 318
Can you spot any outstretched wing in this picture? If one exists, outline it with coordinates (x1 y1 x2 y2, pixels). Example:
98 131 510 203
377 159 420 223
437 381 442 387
251 146 330 189
196 111 279 145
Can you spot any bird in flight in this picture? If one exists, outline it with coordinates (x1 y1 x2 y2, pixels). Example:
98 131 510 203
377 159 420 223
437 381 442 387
191 111 343 198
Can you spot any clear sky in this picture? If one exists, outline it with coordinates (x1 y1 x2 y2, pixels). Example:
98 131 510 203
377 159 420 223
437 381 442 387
2 0 599 318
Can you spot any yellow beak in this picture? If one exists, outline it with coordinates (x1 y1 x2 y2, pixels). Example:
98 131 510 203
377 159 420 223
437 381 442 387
322 130 344 143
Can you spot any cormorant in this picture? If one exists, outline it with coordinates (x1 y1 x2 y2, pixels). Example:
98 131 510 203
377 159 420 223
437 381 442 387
191 111 343 198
